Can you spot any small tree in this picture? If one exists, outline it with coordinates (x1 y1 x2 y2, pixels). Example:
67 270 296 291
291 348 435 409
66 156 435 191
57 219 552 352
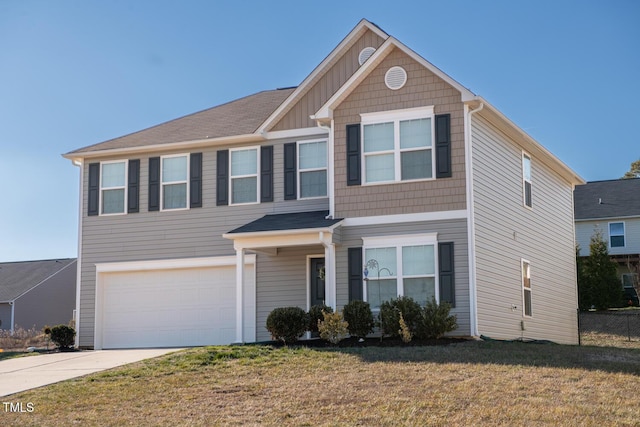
318 311 348 345
308 304 333 333
578 229 623 310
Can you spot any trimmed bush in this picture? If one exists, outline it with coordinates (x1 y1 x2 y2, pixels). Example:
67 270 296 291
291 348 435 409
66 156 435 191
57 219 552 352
342 300 374 339
308 304 333 333
379 296 422 338
266 307 308 344
416 297 458 339
318 311 348 345
50 324 76 350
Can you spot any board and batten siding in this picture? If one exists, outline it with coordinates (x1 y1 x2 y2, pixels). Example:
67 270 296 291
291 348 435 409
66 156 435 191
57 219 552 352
576 218 640 257
333 47 467 219
336 218 471 336
471 115 579 345
78 138 328 348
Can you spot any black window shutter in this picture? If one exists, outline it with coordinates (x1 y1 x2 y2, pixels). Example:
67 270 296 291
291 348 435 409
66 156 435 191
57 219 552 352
128 159 140 213
346 124 361 186
284 143 297 200
88 163 100 216
260 146 274 203
216 150 229 206
438 242 455 307
190 153 203 208
348 247 363 301
524 181 532 208
435 114 452 179
148 157 160 212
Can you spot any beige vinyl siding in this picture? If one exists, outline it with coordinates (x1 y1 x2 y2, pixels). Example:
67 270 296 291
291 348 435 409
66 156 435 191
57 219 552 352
272 29 385 131
576 218 640 256
78 139 328 347
336 218 471 336
333 47 467 218
472 114 579 345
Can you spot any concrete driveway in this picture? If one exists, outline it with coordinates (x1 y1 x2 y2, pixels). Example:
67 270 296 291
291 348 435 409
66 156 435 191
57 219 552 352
0 348 182 397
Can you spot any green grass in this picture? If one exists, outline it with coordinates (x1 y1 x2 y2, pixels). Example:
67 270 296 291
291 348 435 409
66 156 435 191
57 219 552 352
0 351 40 361
2 341 640 426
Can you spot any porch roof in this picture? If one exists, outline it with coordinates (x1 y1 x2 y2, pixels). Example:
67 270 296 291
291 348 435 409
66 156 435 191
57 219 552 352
226 210 342 235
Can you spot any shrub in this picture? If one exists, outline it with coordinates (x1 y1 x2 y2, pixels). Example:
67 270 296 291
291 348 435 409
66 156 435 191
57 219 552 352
50 324 76 350
379 296 422 338
266 307 308 344
318 311 348 345
342 300 374 339
416 297 458 339
308 304 333 333
398 313 412 343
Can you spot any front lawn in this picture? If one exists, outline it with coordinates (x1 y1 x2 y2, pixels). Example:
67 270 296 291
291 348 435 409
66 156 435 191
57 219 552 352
3 341 639 426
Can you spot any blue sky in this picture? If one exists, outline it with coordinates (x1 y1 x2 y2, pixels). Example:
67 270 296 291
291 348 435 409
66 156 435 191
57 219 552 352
1 1 638 262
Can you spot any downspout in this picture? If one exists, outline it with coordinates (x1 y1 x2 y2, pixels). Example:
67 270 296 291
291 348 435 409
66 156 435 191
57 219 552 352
10 301 15 335
465 101 484 338
315 119 334 219
72 159 83 348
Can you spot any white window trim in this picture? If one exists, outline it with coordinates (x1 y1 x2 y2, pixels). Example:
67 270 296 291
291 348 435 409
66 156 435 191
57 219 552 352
297 139 328 200
99 160 128 216
161 153 190 212
362 233 439 306
522 152 532 209
521 259 532 318
229 146 260 206
360 106 436 185
608 221 626 248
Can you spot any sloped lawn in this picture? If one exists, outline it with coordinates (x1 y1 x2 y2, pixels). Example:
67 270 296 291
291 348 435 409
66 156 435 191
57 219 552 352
3 341 639 426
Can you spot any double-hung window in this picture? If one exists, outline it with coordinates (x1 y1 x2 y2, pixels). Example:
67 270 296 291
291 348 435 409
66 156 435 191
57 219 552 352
230 147 259 204
363 234 437 309
523 153 532 208
361 106 435 184
298 140 327 198
100 161 127 215
522 259 532 317
162 155 188 210
609 222 625 248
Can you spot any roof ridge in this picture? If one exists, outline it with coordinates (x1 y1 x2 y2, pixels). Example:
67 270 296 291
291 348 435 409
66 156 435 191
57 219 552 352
0 258 76 266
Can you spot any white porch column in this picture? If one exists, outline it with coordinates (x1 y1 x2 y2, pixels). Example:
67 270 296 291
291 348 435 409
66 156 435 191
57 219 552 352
321 232 337 310
235 247 245 343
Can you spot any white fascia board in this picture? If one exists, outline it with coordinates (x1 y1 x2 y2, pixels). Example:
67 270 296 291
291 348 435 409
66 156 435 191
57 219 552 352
576 215 640 222
258 19 389 133
63 133 263 162
223 222 343 241
262 127 328 140
342 210 467 227
95 255 256 273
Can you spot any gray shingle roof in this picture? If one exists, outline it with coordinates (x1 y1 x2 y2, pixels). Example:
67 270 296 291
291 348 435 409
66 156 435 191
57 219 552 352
574 179 640 220
0 259 76 302
67 88 295 154
227 211 342 234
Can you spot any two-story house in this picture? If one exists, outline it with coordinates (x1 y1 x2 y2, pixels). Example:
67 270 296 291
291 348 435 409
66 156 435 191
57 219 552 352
64 19 584 349
574 179 640 303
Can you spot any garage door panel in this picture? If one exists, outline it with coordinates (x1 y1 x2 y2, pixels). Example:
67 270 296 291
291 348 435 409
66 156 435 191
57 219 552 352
99 264 254 349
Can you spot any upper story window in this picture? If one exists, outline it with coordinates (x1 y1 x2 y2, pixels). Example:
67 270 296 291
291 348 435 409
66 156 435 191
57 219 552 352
161 155 189 210
298 140 327 199
100 161 127 215
361 106 435 184
522 259 532 317
522 153 532 208
230 147 259 205
609 222 625 248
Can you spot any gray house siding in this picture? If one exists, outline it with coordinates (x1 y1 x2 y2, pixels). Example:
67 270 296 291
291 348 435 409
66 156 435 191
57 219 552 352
0 303 10 331
78 137 328 347
336 218 471 336
576 217 640 257
14 260 77 330
472 115 578 345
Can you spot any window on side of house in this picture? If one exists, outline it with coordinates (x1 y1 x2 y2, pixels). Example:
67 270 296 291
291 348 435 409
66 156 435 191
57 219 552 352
522 259 532 317
523 153 532 208
230 147 259 205
622 273 638 289
161 154 188 210
609 222 625 248
361 107 435 184
100 160 127 215
298 140 327 198
363 234 438 309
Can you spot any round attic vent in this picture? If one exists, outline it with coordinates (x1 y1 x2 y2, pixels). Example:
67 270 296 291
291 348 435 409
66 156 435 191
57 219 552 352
385 66 407 90
358 47 376 65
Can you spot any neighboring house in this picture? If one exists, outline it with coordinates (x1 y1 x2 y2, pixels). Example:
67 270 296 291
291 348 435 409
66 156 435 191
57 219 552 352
574 179 640 302
0 258 77 333
64 19 583 349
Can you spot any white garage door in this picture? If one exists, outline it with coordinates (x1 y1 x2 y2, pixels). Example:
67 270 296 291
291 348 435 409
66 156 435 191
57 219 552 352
98 262 255 349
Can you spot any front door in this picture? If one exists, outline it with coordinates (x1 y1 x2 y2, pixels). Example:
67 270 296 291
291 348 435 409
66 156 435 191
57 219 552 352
310 257 326 308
